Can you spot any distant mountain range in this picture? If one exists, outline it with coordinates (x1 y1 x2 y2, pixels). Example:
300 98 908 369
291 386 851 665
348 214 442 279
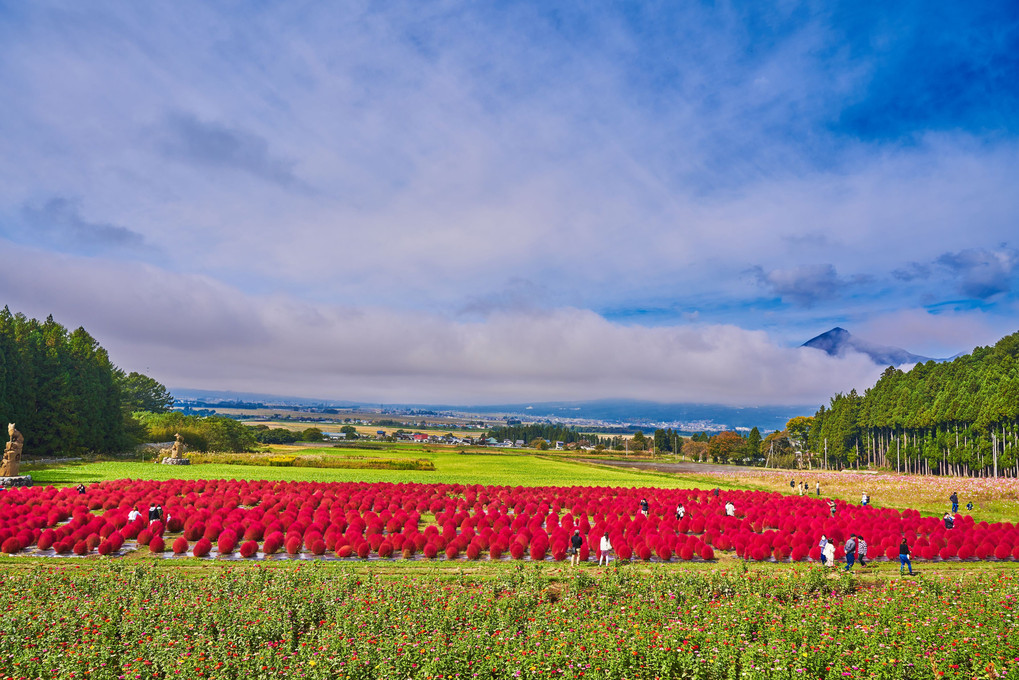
802 327 961 366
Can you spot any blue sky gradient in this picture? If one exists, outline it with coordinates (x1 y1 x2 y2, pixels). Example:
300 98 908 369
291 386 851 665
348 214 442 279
1 1 1017 405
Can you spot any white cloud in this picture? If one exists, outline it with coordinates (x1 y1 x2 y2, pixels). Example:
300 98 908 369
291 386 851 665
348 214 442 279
1 241 883 405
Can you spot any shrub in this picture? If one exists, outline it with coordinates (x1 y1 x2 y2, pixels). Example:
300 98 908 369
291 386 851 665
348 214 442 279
172 537 189 554
148 536 165 553
217 530 238 555
1 537 22 554
240 540 258 558
193 538 212 558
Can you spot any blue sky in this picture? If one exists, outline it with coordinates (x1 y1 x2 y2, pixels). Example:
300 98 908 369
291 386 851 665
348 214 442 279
1 1 1017 405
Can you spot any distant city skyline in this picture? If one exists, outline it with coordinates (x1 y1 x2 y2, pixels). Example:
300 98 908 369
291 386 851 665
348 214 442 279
2 2 1017 406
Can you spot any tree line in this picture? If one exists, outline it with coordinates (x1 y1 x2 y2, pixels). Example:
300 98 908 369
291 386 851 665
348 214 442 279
0 307 258 456
810 329 1019 477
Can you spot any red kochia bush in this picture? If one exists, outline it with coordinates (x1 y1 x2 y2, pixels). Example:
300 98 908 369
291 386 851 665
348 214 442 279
217 530 238 555
240 540 258 558
73 540 88 556
700 544 714 561
2 537 22 554
148 535 165 553
192 537 212 558
37 530 56 551
172 537 190 554
509 541 525 560
285 536 303 555
423 542 438 559
378 541 394 558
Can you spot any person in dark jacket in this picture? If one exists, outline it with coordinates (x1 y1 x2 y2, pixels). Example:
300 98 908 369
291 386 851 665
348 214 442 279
843 534 857 571
639 498 649 516
569 529 583 566
950 491 959 514
899 538 913 575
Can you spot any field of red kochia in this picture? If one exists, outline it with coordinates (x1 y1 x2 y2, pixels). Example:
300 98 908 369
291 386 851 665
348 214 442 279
1 478 1017 562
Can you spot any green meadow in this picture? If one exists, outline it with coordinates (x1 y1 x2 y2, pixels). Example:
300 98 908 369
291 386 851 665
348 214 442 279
26 445 706 489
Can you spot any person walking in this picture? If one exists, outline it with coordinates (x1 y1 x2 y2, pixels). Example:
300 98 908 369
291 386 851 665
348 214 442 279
818 534 828 565
816 481 820 497
823 539 836 568
569 529 583 566
675 503 685 521
598 532 613 566
899 538 913 575
950 492 959 514
844 534 857 571
857 536 868 567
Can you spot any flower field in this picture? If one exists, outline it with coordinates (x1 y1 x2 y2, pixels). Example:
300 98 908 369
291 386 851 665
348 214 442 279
692 468 1019 521
2 478 1019 564
0 562 1017 679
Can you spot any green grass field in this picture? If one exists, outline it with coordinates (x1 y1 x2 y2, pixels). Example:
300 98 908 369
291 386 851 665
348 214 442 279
26 447 709 489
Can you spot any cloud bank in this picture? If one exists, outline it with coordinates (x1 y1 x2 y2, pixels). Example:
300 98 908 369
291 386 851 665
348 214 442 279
1 2 1017 405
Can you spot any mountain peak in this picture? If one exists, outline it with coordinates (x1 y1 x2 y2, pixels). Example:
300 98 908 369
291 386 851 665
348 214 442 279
803 327 933 366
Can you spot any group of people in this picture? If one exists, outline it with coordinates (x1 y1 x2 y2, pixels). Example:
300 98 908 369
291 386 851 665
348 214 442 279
817 534 869 570
817 533 914 575
790 479 821 496
127 503 166 524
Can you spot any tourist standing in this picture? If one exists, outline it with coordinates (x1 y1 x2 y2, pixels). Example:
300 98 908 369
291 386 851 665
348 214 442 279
899 538 913 575
724 501 735 517
823 540 835 568
844 535 857 571
675 503 685 521
857 536 868 567
816 481 820 497
818 534 828 565
569 530 583 566
598 532 613 566
639 498 649 516
950 491 959 514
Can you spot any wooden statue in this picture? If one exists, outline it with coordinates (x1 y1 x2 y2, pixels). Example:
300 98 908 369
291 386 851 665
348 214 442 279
1 423 24 477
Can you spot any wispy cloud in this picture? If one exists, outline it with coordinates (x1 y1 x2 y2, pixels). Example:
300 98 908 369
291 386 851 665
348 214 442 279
157 112 303 189
936 247 1017 299
16 197 149 254
749 264 863 307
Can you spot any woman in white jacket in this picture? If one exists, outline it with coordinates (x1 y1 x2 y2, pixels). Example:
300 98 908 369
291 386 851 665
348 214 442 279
599 532 613 566
823 540 836 568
